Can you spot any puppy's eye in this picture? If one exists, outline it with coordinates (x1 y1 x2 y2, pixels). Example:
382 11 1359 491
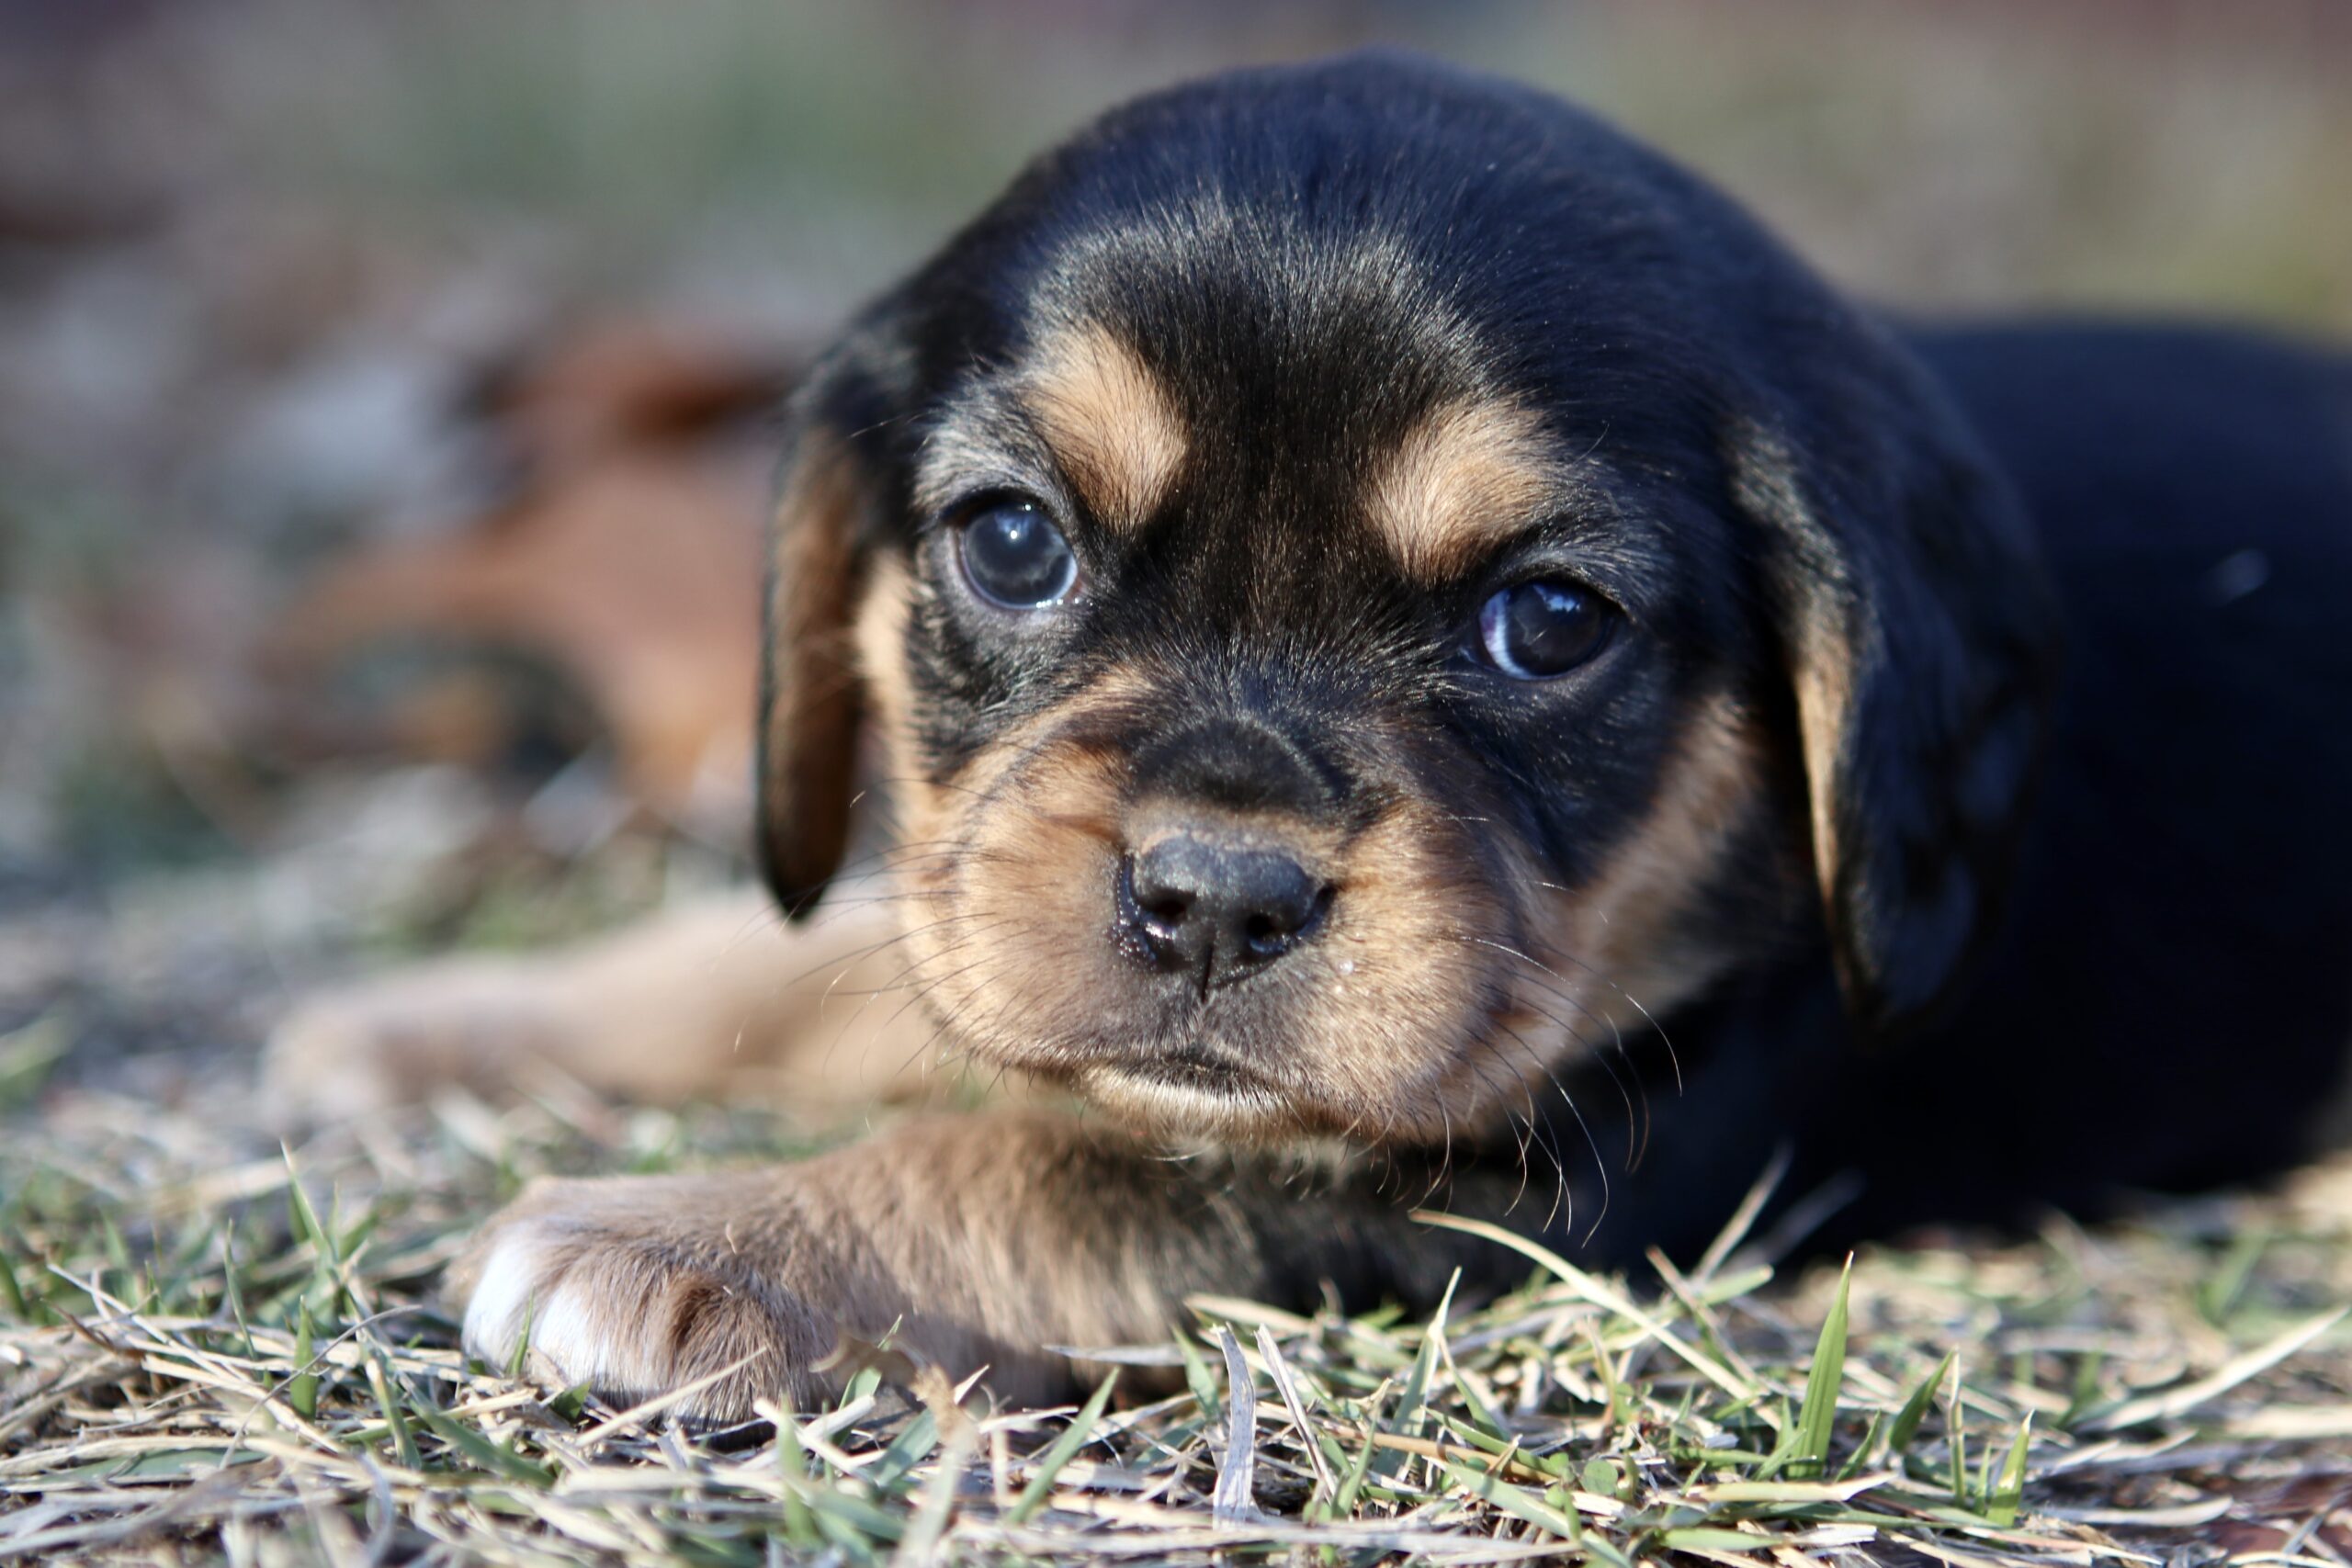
956 498 1079 609
1474 578 1615 679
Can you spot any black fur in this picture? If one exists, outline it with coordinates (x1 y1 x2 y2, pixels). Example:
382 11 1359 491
762 53 2352 1260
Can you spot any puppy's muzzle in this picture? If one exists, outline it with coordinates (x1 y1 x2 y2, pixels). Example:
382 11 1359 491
1117 834 1332 987
1112 713 1343 992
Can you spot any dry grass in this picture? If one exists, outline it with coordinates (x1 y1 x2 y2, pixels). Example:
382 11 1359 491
4 1044 2348 1566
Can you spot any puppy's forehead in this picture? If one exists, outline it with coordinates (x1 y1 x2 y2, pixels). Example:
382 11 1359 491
922 221 1581 580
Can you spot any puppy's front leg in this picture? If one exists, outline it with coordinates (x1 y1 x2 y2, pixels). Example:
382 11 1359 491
264 886 960 1121
451 1109 1495 1419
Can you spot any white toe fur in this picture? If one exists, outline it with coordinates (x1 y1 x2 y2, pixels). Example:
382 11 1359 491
460 1229 552 1370
527 1278 667 1394
460 1218 688 1397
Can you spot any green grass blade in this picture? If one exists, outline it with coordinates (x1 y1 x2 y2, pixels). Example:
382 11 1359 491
1005 1371 1117 1525
412 1404 555 1484
1946 1359 1968 1506
1176 1323 1218 1416
1887 1350 1954 1458
864 1406 939 1495
505 1294 535 1381
1332 1382 1391 1516
1399 1269 1457 1425
1792 1256 1851 1478
796 1483 907 1544
2059 1350 2104 1430
0 1247 28 1323
769 1408 820 1550
283 1154 336 1268
1661 1526 1771 1553
289 1297 319 1423
1413 1211 1760 1407
2197 1230 2267 1326
1985 1412 2031 1524
1838 1412 1884 1480
1435 1454 1582 1540
1370 1269 1455 1483
366 1353 421 1472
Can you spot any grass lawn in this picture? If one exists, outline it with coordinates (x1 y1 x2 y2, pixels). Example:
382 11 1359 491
5 1055 2347 1564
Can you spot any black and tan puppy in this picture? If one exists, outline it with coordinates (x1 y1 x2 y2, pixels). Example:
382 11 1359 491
447 54 2352 1418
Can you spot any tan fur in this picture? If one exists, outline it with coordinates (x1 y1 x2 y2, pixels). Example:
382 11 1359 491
1721 415 1856 912
878 649 1763 1152
456 1112 1173 1416
852 555 917 784
307 536 1795 1421
1365 397 1558 579
300 446 1788 1418
1542 694 1764 1023
1021 323 1188 528
1792 635 1856 898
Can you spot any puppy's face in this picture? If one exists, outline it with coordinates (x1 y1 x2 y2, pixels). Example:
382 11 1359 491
867 331 1766 1141
762 58 2059 1147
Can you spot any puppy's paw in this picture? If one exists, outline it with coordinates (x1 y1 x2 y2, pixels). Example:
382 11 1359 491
450 1175 834 1422
263 964 553 1125
259 996 412 1126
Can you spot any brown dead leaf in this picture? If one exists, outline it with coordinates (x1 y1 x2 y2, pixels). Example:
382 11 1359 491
272 321 795 829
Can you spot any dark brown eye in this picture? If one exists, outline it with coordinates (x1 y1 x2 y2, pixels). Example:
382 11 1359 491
957 498 1078 608
1475 578 1614 678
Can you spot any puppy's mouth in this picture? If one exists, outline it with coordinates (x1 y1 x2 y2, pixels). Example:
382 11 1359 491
1069 1039 1306 1134
1119 1040 1261 1094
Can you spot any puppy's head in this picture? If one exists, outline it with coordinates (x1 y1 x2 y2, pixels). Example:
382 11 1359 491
758 55 2059 1145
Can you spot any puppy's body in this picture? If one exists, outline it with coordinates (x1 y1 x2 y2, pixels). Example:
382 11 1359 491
1596 321 2352 1258
418 57 2352 1417
1867 326 2352 1213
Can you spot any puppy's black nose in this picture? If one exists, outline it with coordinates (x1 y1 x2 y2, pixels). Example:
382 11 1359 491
1119 835 1331 987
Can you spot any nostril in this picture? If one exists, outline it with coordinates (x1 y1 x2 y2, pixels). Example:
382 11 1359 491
1240 912 1290 961
1142 894 1192 929
1242 881 1333 955
1117 852 1207 973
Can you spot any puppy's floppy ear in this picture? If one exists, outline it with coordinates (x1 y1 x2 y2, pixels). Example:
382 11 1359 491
1727 345 2062 1036
756 363 891 919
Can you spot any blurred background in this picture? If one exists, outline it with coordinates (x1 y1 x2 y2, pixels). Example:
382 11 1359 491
4 0 2350 1106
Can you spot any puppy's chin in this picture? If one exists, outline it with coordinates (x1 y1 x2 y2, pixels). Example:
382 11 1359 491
1069 1060 1313 1143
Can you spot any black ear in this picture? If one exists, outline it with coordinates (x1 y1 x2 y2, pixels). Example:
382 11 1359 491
755 373 888 919
1725 339 2062 1036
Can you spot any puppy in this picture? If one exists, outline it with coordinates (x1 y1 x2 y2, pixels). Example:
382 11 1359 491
442 53 2352 1419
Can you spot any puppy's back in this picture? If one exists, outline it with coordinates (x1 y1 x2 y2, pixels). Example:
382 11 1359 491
1877 323 2352 1209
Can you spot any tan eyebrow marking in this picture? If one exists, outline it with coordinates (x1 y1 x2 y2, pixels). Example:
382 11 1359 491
1366 397 1557 578
1020 323 1187 530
